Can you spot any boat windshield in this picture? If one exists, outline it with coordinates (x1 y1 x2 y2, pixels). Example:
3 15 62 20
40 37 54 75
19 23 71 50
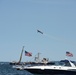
71 61 76 66
60 60 73 67
51 61 65 66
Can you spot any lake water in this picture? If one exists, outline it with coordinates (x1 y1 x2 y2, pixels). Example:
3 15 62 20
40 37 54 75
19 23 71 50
0 62 33 75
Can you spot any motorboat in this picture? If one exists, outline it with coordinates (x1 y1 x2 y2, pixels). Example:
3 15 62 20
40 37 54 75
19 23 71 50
22 59 76 75
11 48 76 75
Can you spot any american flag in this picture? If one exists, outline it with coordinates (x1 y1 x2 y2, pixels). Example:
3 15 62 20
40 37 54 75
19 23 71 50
25 51 32 57
66 51 73 57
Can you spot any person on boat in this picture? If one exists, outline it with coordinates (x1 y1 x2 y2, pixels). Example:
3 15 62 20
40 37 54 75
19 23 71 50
42 58 48 65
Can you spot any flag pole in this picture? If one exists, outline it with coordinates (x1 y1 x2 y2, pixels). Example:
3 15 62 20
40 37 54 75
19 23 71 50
18 46 24 63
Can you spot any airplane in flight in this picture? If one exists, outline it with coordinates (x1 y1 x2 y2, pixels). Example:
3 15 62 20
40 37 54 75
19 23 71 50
37 30 43 34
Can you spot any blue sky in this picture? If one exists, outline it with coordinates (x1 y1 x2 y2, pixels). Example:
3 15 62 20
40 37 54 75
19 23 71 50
0 0 76 62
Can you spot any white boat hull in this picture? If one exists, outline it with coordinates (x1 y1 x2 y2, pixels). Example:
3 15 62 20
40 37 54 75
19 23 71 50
24 65 76 75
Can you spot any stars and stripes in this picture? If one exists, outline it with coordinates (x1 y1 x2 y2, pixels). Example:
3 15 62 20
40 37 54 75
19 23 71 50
66 51 73 57
25 51 32 57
